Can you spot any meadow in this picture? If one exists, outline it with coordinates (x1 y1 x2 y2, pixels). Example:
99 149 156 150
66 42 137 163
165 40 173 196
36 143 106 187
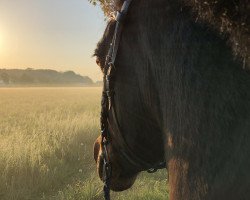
0 87 168 200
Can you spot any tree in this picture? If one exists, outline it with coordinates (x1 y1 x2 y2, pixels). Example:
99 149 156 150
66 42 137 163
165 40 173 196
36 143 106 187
0 72 10 84
20 73 34 83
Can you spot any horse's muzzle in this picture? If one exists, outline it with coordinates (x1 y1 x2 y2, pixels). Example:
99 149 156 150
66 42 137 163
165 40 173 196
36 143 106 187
94 136 138 191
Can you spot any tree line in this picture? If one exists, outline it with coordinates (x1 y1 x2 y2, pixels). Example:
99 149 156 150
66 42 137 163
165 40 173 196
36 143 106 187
0 69 94 85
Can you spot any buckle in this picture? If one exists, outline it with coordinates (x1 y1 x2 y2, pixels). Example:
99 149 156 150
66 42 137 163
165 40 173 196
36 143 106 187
115 11 125 22
108 62 116 70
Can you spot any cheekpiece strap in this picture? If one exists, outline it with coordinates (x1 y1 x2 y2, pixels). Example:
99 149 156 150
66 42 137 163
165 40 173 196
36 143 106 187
100 1 134 200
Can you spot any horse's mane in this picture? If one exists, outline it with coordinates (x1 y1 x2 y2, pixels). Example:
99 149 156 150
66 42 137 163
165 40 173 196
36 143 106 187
186 0 249 68
107 0 249 68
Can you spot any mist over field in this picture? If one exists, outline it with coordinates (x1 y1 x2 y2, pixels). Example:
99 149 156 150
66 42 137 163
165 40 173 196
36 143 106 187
0 87 167 200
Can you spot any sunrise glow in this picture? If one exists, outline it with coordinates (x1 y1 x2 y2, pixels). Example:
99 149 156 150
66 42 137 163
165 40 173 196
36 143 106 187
0 0 105 81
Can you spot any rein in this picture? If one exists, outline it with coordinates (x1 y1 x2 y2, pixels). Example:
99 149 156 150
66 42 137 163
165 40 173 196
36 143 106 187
100 1 166 199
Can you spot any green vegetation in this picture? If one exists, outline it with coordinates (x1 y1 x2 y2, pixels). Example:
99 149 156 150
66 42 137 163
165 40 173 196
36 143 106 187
0 87 168 200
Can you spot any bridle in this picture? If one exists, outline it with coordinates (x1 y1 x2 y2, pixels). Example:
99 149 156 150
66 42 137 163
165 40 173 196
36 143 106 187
100 1 166 199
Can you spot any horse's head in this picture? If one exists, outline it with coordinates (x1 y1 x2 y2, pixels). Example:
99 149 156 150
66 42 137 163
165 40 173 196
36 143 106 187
92 0 250 199
93 1 165 192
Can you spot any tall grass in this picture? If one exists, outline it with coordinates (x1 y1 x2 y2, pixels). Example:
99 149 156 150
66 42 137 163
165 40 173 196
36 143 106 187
0 87 168 200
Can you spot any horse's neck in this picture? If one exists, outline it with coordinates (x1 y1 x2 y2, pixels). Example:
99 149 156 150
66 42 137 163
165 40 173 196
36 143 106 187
132 1 250 199
157 19 250 200
158 21 250 200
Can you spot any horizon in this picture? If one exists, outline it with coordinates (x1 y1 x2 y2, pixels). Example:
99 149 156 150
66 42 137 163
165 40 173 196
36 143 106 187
0 67 103 82
0 67 102 82
0 0 105 82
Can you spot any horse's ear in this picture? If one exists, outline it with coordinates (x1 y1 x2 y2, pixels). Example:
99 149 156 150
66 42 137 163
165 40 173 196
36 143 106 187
115 0 124 10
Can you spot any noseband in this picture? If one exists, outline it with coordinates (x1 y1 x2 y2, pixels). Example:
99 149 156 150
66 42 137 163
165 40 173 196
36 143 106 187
100 1 166 199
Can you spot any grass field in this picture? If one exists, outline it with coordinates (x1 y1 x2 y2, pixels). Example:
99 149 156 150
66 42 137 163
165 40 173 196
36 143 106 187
0 87 168 200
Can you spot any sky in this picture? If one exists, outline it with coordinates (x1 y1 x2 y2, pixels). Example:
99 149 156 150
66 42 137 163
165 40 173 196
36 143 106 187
0 0 106 81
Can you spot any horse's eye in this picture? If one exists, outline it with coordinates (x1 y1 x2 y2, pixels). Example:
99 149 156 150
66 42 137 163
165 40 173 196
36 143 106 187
96 58 101 66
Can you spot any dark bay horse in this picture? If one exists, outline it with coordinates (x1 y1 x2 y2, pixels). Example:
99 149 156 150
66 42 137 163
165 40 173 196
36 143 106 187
94 0 250 199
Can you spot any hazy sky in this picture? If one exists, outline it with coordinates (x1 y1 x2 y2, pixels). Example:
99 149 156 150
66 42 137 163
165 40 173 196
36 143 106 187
0 0 106 81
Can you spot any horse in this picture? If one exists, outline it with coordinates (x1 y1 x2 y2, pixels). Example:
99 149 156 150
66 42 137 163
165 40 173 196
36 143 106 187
94 0 250 199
